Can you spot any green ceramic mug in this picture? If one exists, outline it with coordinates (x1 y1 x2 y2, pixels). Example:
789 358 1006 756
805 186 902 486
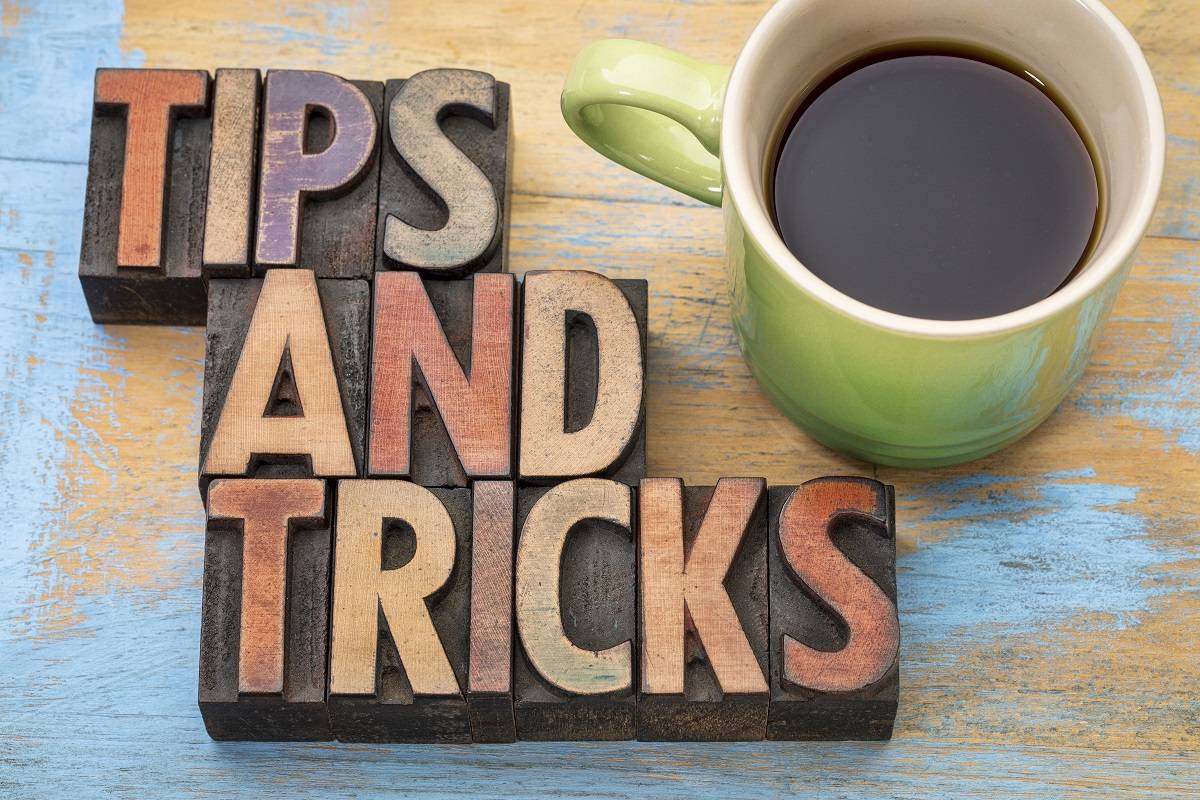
561 0 1164 467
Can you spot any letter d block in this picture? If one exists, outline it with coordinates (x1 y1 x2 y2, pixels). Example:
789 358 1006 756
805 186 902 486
519 272 647 486
79 68 211 324
198 479 332 740
514 479 637 740
199 270 369 497
767 479 900 740
328 481 472 742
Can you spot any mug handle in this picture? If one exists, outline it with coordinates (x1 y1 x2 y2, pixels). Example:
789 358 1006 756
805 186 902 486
561 39 730 206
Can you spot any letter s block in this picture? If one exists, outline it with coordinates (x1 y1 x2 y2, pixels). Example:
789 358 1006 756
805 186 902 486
377 69 511 276
767 478 900 740
79 68 211 324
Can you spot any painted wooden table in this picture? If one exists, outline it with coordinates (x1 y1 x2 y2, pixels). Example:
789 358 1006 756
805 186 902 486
1 1 1196 796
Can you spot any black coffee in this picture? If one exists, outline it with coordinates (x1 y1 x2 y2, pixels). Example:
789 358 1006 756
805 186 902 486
772 49 1099 320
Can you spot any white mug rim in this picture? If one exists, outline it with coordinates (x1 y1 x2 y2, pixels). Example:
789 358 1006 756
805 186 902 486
721 0 1166 339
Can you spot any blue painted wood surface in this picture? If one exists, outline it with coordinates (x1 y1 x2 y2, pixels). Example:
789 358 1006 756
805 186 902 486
1 1 1197 796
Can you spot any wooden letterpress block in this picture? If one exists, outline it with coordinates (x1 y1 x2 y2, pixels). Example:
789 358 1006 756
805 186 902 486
369 272 515 486
638 478 769 741
766 478 900 741
203 68 261 277
328 481 472 742
376 70 511 276
199 270 368 496
519 271 647 486
198 479 331 740
79 68 210 324
467 481 516 742
255 70 381 278
514 479 636 740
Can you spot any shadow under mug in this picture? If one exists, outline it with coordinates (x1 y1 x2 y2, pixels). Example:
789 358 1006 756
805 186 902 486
561 0 1164 467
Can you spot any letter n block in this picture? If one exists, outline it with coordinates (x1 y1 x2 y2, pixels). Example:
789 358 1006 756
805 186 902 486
377 69 511 276
767 478 900 740
79 68 211 324
198 479 332 740
638 478 769 740
327 481 472 742
199 270 368 496
514 479 636 740
519 271 647 486
369 272 516 486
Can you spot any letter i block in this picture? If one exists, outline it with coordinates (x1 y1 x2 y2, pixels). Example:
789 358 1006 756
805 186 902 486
514 479 637 740
79 68 211 324
519 271 647 486
199 270 369 496
377 70 512 276
369 272 516 486
327 481 473 743
255 71 382 278
766 479 900 740
203 68 262 278
198 479 332 740
638 479 769 741
466 481 517 742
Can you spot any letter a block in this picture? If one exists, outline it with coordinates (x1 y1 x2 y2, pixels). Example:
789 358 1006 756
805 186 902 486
519 272 647 486
369 272 516 486
767 479 900 740
255 71 381 278
198 479 332 740
638 478 769 741
514 479 637 740
199 270 368 495
79 68 211 324
377 70 511 276
328 481 472 742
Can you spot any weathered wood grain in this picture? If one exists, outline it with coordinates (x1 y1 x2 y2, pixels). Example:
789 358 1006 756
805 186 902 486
199 271 369 494
519 271 647 485
3 0 1200 795
377 70 511 276
368 272 515 485
255 70 380 277
638 478 769 741
199 478 331 741
514 479 637 740
79 68 211 324
203 67 261 277
328 481 471 743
